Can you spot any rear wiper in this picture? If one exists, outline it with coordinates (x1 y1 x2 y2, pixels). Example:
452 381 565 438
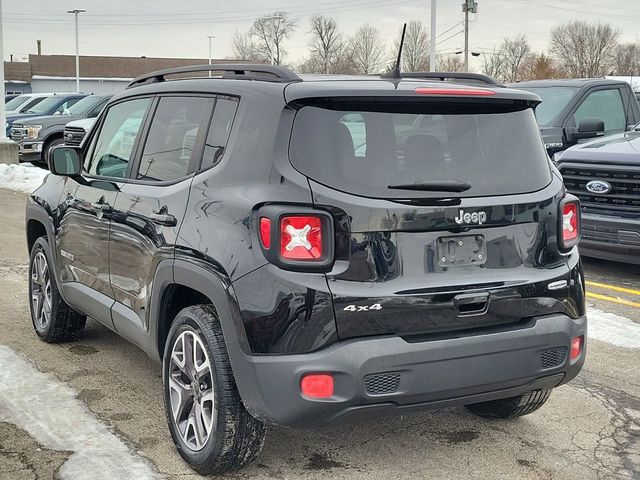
388 180 472 193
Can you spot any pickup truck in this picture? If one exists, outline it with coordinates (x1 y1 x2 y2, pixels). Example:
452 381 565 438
11 95 109 166
511 78 640 156
555 123 640 264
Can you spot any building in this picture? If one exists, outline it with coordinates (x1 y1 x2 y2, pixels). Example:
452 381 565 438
4 54 245 94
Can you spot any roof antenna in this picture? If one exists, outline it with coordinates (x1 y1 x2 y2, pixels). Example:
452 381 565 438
382 23 407 79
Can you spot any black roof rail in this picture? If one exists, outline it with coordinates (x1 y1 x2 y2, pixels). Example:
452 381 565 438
127 64 302 89
396 72 504 87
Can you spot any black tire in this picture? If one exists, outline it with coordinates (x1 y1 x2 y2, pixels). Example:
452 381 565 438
38 137 65 169
163 305 266 475
28 237 86 343
465 389 552 419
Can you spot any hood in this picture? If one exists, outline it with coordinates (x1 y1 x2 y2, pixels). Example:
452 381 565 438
557 132 640 165
13 113 84 128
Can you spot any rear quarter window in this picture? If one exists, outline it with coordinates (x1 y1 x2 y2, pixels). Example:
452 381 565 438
289 102 552 199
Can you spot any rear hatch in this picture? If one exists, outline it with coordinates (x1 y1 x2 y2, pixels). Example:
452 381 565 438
287 83 576 340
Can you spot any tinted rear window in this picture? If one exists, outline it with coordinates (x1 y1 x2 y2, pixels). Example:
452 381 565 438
289 102 551 199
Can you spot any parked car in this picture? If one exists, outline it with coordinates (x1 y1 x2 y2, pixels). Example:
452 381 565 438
26 64 587 474
5 94 20 102
12 95 110 166
511 78 640 156
6 93 87 135
554 122 640 264
63 117 96 147
4 93 52 115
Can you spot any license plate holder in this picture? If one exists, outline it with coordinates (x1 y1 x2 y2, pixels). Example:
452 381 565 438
437 235 487 267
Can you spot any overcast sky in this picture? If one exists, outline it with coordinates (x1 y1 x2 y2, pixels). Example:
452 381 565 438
3 0 640 70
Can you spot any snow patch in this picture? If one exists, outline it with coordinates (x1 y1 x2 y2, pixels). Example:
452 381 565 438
587 307 640 349
0 345 161 480
0 163 49 194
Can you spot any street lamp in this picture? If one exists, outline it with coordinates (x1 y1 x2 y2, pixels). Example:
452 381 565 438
207 35 216 77
67 9 85 93
264 14 284 65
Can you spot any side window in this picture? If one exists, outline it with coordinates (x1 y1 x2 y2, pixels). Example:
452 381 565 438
201 97 239 170
85 98 151 178
137 96 215 181
572 89 626 133
87 100 107 118
56 98 81 115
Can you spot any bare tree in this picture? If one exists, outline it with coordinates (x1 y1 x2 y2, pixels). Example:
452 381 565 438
482 48 508 80
501 35 532 82
251 12 297 65
230 31 261 62
437 55 465 72
349 25 387 75
393 21 430 72
520 53 565 80
307 15 344 74
550 21 619 77
614 43 640 75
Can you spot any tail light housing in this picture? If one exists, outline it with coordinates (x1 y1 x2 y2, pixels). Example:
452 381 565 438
559 195 581 251
257 206 334 272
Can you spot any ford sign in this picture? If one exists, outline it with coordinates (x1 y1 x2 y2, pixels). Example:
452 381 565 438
586 180 612 194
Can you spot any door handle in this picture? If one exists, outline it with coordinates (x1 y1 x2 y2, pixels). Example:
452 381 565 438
149 211 177 227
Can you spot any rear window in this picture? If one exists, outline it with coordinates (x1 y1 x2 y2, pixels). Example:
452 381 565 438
289 102 551 199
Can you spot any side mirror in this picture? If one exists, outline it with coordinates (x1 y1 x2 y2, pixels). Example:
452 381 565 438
49 146 82 176
567 117 605 143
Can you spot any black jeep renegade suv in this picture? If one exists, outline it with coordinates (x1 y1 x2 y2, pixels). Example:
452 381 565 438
25 65 587 474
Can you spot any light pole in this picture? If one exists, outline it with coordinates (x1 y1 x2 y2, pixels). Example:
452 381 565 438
430 0 437 72
264 14 284 65
67 9 85 92
207 35 215 77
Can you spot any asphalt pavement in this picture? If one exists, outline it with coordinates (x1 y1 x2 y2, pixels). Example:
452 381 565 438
0 188 639 480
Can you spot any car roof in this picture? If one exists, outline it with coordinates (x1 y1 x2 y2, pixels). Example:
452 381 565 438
510 78 629 89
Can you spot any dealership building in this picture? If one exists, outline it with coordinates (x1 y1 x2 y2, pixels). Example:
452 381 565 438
4 54 242 94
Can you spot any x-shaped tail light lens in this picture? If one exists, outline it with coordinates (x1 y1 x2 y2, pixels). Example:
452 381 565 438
280 216 323 260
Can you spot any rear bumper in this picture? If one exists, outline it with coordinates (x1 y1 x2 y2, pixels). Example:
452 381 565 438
232 313 587 427
580 213 640 264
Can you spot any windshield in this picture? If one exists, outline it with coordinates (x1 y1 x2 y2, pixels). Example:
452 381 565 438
289 102 552 199
524 87 578 127
5 95 30 111
27 96 68 115
64 96 106 115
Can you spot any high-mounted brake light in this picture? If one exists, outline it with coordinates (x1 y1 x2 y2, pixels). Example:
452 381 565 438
560 198 581 250
415 87 496 96
280 216 323 260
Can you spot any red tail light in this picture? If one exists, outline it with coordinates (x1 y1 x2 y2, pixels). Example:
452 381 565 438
256 207 335 271
559 197 581 250
259 217 271 249
301 374 334 398
570 336 583 360
280 216 323 260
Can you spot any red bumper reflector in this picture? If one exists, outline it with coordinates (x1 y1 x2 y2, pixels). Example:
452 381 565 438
301 374 334 398
570 336 583 360
415 87 496 96
259 217 271 249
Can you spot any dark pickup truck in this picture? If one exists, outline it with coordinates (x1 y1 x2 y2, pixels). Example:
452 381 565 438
512 79 640 156
555 123 640 264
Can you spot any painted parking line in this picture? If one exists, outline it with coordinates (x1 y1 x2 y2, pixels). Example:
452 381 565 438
586 292 640 309
0 345 160 480
586 280 640 297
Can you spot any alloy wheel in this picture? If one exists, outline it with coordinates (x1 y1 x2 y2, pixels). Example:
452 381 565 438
169 330 216 451
31 251 52 332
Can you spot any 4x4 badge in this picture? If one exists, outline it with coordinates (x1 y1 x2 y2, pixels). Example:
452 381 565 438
454 209 487 226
